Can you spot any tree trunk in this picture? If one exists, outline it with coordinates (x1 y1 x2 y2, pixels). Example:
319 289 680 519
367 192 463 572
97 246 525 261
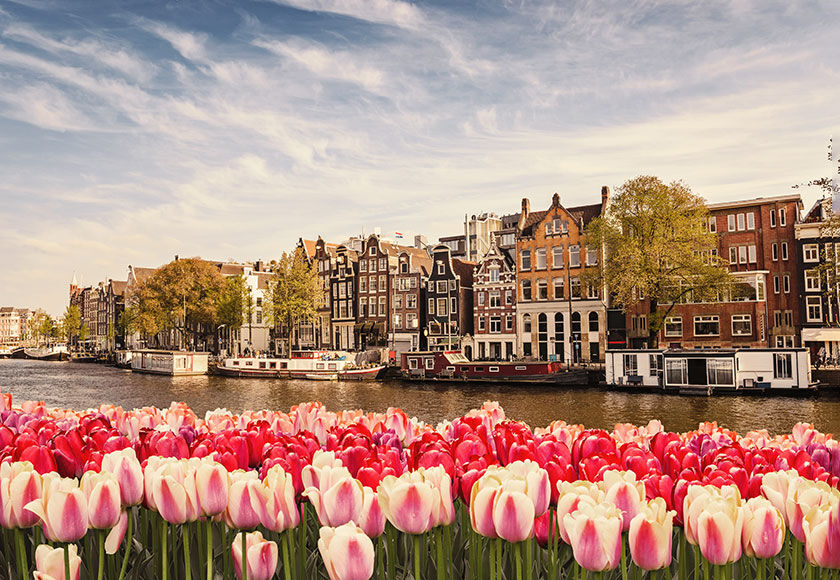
647 298 659 349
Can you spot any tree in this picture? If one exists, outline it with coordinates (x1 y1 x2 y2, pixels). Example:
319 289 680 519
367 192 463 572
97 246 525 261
216 274 249 353
128 258 226 350
63 305 82 349
267 247 323 356
584 175 732 348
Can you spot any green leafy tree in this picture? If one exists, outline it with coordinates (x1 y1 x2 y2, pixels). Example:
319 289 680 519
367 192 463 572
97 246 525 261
63 305 82 349
267 247 323 356
129 258 226 350
584 175 732 348
79 323 90 346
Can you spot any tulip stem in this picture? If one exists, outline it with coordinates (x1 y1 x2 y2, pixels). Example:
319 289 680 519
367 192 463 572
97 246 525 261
620 534 628 580
756 558 765 580
678 530 686 580
63 542 71 580
118 509 133 580
282 530 293 580
162 520 169 580
514 541 522 580
387 525 397 580
496 538 503 580
183 523 192 580
377 535 386 580
525 538 533 580
97 529 105 580
489 536 496 580
435 527 444 580
414 534 422 580
205 520 213 580
14 528 27 580
242 530 248 580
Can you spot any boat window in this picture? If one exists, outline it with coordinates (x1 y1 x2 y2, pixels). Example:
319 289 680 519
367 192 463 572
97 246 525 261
409 358 418 369
281 362 288 369
665 359 688 385
259 362 266 369
270 362 277 369
316 363 324 370
707 359 734 385
489 366 499 372
774 353 792 379
446 366 455 371
328 364 337 370
474 366 484 372
623 354 638 376
515 365 527 370
245 361 253 366
233 361 239 366
425 358 434 369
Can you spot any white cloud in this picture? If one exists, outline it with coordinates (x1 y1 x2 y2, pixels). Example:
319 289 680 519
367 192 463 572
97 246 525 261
137 19 209 63
268 0 425 30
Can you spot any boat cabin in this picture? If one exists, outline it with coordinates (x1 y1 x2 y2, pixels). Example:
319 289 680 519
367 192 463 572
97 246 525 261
131 350 209 376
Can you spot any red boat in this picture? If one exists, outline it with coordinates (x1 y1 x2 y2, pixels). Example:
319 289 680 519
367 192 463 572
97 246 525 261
400 351 586 384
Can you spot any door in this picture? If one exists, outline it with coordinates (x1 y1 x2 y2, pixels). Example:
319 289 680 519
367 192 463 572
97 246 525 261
687 358 708 385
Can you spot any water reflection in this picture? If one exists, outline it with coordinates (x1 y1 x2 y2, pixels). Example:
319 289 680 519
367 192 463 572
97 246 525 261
1 359 839 435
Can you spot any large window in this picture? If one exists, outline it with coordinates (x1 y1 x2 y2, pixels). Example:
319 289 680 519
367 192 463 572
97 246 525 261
570 277 581 298
552 247 564 269
477 292 485 306
490 316 501 333
731 314 752 336
694 315 720 336
569 245 580 267
803 244 819 263
774 353 792 379
537 279 548 300
623 354 638 376
588 312 599 332
489 291 501 308
707 359 734 385
437 298 448 316
489 268 500 282
586 248 598 266
379 297 387 316
523 314 532 333
521 279 532 301
805 270 821 291
536 248 547 270
553 278 564 300
666 359 688 385
521 250 531 271
406 294 416 308
664 317 682 337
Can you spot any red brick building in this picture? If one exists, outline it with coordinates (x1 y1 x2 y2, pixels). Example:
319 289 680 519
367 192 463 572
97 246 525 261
473 239 517 360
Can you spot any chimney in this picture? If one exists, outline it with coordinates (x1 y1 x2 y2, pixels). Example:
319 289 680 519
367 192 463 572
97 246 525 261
552 192 560 207
175 255 179 261
518 197 530 230
255 260 264 272
601 186 610 208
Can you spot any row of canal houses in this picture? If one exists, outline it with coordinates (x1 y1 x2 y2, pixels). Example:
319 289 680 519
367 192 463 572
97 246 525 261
298 187 840 364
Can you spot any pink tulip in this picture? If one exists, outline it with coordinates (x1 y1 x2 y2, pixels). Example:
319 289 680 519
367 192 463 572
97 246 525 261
231 531 278 580
492 488 535 542
802 499 840 569
226 471 270 530
357 488 386 538
0 461 43 528
506 460 551 517
100 448 144 506
695 496 745 565
105 510 129 555
378 470 439 535
33 544 81 580
195 459 230 517
759 470 800 526
629 498 674 570
303 466 364 527
261 464 299 532
601 470 645 532
555 481 604 543
80 471 122 529
25 474 88 543
785 478 835 543
683 484 740 546
742 497 785 559
318 522 376 580
564 502 623 571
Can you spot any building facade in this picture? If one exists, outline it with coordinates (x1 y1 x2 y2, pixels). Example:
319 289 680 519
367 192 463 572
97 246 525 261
0 307 22 349
330 245 358 351
425 245 475 353
473 239 517 360
391 249 431 354
516 190 609 363
314 238 339 349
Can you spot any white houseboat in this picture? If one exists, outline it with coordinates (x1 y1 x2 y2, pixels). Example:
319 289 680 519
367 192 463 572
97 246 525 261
217 350 385 381
131 350 209 376
605 348 815 395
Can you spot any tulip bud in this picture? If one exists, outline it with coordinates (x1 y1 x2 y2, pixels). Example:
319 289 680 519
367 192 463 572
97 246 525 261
742 497 785 559
231 531 278 580
318 523 376 580
629 498 674 570
80 471 122 529
564 501 623 572
33 544 82 580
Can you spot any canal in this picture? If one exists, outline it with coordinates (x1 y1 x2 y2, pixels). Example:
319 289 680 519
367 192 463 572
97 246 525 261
2 359 839 435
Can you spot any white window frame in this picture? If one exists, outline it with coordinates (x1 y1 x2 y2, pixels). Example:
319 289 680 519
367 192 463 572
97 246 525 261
779 208 786 226
664 317 682 337
569 245 580 268
521 250 531 271
781 242 788 260
738 246 747 264
552 246 564 269
748 245 756 264
783 274 790 293
771 243 778 261
770 210 776 228
737 213 745 231
805 269 821 292
729 247 737 264
774 353 792 379
746 212 755 230
437 298 447 316
708 217 717 233
807 296 822 322
803 244 819 263
731 314 752 336
694 315 720 336
728 215 736 231
536 248 547 270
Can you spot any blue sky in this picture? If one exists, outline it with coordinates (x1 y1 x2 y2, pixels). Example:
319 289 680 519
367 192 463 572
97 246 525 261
1 0 839 316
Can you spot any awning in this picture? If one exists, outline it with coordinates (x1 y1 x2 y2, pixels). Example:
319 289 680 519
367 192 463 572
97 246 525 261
801 328 840 342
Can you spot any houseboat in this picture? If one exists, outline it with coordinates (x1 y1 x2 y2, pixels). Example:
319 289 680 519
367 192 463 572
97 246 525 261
604 348 815 395
115 350 134 369
24 344 70 361
217 350 385 381
400 351 588 384
131 350 209 376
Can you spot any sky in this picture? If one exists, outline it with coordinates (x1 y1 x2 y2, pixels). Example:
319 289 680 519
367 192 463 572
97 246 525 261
1 0 839 316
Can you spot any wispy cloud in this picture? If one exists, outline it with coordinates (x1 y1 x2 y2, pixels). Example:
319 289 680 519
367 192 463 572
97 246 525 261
268 0 425 30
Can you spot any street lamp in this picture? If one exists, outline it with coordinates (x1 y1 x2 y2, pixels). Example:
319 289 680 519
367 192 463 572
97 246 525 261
217 324 226 358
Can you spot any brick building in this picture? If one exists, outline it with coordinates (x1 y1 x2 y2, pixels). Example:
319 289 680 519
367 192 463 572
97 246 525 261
330 245 359 350
425 245 475 353
473 238 517 360
314 238 339 349
391 249 432 353
516 190 609 363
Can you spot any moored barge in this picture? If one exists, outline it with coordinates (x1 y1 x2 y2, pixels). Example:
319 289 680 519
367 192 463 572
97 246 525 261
400 350 588 384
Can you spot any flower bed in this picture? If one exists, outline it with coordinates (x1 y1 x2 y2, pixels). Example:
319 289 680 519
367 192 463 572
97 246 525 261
0 393 839 579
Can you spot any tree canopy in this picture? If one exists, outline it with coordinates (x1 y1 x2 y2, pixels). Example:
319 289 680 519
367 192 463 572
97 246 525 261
267 247 323 355
584 175 732 347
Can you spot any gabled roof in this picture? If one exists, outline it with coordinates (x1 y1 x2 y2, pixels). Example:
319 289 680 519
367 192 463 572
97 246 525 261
129 267 157 284
109 280 127 296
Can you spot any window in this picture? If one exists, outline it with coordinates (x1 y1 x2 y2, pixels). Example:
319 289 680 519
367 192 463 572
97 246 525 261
732 314 752 336
339 283 347 298
505 290 513 305
805 270 821 291
770 210 776 228
394 313 402 327
360 277 367 292
521 279 532 301
536 248 547 270
339 301 347 318
477 292 485 306
586 248 598 266
569 245 580 267
490 316 501 333
489 291 501 308
773 275 779 294
394 294 403 309
437 262 444 274
450 297 456 313
666 359 688 385
546 222 553 235
728 215 736 231
747 212 755 230
737 213 745 231
368 276 375 292
624 354 638 376
553 218 565 233
664 317 682 337
649 354 661 376
537 279 548 300
379 258 387 270
807 296 822 322
449 279 456 291
748 245 756 264
428 298 435 315
552 247 564 269
708 217 717 233
772 243 778 261
489 268 500 282
521 251 531 271
378 296 386 316
437 298 448 316
523 314 532 333
425 358 434 370
783 274 790 293
506 315 513 330
406 294 416 309
779 209 786 226
256 311 262 324
781 242 788 260
738 246 747 264
587 284 599 299
804 244 819 262
369 246 376 255
707 359 734 385
379 276 386 291
501 233 515 246
553 278 564 300
774 353 792 379
588 312 599 332
729 247 737 264
407 313 417 328
694 315 720 336
478 316 485 331
400 261 408 274
437 280 447 293
570 277 581 298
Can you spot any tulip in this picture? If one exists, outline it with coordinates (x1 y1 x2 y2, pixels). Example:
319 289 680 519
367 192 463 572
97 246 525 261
104 510 129 555
303 466 364 527
741 497 785 559
231 531 278 580
555 481 604 543
759 469 800 524
226 471 270 531
564 501 623 571
100 448 144 506
600 470 645 532
378 468 447 535
0 460 43 529
33 544 81 580
801 499 840 569
261 464 299 532
80 470 122 529
318 522 376 580
695 495 745 565
492 488 536 542
628 498 674 570
357 487 386 538
195 459 230 518
25 474 88 543
683 484 740 546
505 459 551 517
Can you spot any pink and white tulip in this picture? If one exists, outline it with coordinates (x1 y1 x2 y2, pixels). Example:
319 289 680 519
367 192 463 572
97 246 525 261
741 497 785 559
564 501 623 572
33 544 82 580
318 522 376 580
629 498 674 571
25 474 88 543
0 461 43 529
80 470 122 529
231 531 278 580
100 448 144 506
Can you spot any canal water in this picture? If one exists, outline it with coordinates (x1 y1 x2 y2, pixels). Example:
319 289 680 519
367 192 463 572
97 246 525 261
1 359 839 435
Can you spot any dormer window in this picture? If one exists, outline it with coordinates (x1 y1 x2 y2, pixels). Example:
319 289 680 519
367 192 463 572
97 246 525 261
369 247 376 255
437 262 445 274
400 261 408 273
